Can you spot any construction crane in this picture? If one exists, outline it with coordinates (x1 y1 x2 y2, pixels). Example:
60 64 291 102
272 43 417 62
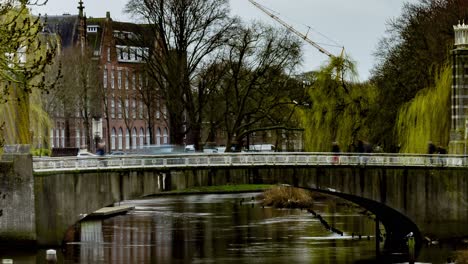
248 0 340 58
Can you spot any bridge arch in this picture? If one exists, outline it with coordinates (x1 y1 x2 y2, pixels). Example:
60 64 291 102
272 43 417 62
307 188 421 253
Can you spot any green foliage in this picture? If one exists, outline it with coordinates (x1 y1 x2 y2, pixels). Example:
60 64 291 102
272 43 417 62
395 65 451 153
0 1 57 146
370 0 466 150
297 56 378 152
0 2 56 101
30 147 50 156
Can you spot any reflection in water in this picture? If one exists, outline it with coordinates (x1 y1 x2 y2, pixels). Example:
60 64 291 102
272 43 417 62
65 193 378 263
79 220 104 262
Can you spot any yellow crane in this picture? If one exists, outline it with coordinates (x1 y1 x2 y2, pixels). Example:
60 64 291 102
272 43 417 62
248 0 342 58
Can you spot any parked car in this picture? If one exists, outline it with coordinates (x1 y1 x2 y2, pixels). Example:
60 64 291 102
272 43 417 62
77 151 97 157
185 145 196 152
141 145 185 155
108 151 126 156
203 146 218 153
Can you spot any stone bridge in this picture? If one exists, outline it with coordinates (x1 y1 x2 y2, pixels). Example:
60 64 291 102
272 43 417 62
2 152 468 249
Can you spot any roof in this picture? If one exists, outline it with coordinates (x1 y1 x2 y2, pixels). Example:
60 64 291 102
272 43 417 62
43 15 79 48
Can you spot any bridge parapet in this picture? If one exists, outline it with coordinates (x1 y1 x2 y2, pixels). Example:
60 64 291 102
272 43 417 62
33 152 466 172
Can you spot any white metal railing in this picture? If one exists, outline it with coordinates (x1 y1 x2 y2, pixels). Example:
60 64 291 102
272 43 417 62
32 152 467 173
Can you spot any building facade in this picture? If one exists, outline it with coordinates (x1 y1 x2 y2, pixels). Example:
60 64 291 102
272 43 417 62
45 1 169 154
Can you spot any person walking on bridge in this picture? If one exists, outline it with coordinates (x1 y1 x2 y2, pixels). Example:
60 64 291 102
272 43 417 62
331 142 340 164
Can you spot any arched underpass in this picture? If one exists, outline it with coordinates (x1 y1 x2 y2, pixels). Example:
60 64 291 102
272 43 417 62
309 188 421 259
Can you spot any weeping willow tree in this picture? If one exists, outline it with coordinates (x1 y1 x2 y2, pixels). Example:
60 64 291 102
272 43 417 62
395 65 451 153
297 56 378 152
0 1 57 149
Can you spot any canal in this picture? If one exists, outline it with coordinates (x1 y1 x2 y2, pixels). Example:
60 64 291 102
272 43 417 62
0 192 462 263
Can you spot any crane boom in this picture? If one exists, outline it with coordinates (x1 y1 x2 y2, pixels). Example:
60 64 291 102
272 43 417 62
248 0 335 58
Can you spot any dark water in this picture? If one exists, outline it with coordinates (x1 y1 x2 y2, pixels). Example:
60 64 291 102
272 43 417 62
0 192 463 263
73 193 378 264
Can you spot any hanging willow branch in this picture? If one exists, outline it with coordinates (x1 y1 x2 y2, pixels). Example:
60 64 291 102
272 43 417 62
395 64 451 153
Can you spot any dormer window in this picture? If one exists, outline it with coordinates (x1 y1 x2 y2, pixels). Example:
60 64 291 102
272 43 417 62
87 25 99 33
115 45 149 63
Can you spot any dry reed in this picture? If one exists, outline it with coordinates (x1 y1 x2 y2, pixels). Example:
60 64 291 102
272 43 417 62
261 185 313 209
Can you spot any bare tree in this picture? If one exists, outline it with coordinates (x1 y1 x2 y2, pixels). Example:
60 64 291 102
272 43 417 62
209 23 303 151
44 46 100 149
125 0 236 150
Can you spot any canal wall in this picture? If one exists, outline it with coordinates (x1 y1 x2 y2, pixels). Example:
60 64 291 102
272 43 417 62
34 169 164 246
0 154 36 245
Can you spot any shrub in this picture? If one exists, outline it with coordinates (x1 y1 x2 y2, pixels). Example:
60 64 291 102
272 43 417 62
261 185 313 209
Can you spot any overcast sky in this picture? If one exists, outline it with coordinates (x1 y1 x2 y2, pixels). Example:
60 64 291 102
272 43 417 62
32 0 419 81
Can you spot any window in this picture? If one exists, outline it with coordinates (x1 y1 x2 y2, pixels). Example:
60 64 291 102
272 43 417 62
125 128 130 150
55 128 60 148
162 105 167 119
87 26 99 33
163 128 169 144
107 47 110 62
118 48 123 60
110 97 115 118
111 128 116 150
61 128 65 147
156 100 160 119
118 128 123 150
103 65 107 89
118 97 122 119
139 128 144 148
132 98 136 119
50 129 54 148
132 73 136 90
111 68 115 89
118 70 122 89
139 73 143 90
132 128 137 149
156 128 161 145
125 70 129 90
76 129 80 148
125 98 129 118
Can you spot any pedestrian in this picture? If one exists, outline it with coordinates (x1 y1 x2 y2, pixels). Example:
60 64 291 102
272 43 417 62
427 141 436 164
357 140 366 165
332 141 340 164
96 142 105 156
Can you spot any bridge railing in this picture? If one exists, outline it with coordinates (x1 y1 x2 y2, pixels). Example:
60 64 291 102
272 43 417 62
32 152 467 172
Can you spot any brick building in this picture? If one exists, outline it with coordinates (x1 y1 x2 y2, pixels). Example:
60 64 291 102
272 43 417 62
45 1 169 153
